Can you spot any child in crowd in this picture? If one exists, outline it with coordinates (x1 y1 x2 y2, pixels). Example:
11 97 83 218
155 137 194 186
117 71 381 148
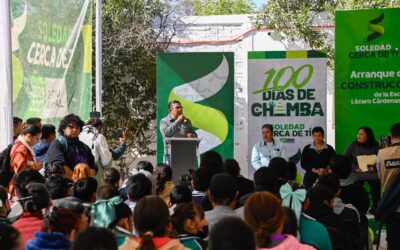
73 177 98 213
13 183 52 244
125 173 152 212
72 226 118 250
244 191 315 249
91 184 134 245
72 163 93 182
170 185 193 206
155 163 175 203
103 167 121 189
172 202 208 250
45 174 71 200
208 216 255 250
25 207 79 250
120 195 188 250
0 224 24 250
0 185 11 224
191 167 212 204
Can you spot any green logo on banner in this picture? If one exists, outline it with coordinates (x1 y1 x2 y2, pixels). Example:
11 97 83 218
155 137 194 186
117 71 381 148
367 13 384 42
156 53 234 163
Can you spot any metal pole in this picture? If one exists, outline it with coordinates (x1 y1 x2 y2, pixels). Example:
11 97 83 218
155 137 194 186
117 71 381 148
0 0 14 149
95 0 102 114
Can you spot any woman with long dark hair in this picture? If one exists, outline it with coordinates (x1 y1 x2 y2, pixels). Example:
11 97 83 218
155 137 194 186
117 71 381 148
344 126 380 211
119 195 187 250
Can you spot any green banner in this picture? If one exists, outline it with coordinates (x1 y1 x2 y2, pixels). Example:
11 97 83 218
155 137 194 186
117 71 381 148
11 0 92 123
156 52 234 163
336 8 400 153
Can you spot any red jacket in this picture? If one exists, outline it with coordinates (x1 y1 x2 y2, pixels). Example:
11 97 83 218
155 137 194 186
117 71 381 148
13 211 44 244
8 140 39 196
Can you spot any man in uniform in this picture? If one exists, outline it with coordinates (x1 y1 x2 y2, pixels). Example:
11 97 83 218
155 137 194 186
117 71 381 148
377 122 400 249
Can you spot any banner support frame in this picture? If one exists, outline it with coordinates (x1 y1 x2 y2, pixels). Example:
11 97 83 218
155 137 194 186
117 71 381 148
0 0 14 149
95 0 102 114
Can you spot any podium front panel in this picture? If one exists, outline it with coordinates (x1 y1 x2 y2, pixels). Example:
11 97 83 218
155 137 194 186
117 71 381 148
170 140 197 183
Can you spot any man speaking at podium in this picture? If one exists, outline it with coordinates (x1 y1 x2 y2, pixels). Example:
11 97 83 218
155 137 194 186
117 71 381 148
160 100 197 139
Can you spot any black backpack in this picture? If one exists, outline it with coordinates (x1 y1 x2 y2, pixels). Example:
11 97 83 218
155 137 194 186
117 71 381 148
0 144 14 187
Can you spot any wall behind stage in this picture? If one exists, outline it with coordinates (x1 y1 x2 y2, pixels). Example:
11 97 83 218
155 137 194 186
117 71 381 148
156 52 234 163
162 14 335 177
336 9 400 153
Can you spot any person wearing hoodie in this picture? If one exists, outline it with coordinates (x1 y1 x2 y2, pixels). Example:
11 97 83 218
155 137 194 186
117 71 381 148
120 195 189 250
25 207 79 250
172 202 208 250
244 191 315 250
8 125 42 196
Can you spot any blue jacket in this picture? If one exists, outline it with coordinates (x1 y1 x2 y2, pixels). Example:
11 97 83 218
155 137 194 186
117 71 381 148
25 232 71 250
33 139 50 162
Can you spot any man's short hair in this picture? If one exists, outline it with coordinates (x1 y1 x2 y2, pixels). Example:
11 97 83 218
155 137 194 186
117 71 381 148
192 167 213 192
312 127 324 135
86 118 103 128
223 158 240 177
58 114 85 135
170 185 193 205
328 155 352 179
209 173 237 205
268 157 289 179
126 173 152 201
73 177 98 202
13 117 22 127
168 100 181 110
41 124 56 140
97 184 119 200
200 151 223 174
25 117 41 126
14 169 45 198
253 167 278 188
390 123 400 138
261 124 274 132
135 161 154 174
316 173 340 194
45 175 70 200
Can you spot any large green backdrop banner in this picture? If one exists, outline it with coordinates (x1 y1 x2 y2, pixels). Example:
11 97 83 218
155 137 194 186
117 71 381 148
336 8 400 153
11 0 92 123
156 52 234 163
248 51 327 179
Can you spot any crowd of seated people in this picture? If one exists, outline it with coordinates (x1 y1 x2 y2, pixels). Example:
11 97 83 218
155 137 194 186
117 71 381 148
2 115 399 249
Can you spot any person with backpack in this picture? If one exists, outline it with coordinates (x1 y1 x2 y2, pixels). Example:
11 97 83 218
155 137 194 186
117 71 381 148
376 122 400 250
45 114 95 180
79 118 127 184
7 125 43 196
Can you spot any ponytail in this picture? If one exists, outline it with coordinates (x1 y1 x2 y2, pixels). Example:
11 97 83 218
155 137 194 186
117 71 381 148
244 192 284 248
138 231 156 250
155 164 172 195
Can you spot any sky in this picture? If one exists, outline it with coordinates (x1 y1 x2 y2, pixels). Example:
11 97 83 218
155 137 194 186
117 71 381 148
253 0 266 9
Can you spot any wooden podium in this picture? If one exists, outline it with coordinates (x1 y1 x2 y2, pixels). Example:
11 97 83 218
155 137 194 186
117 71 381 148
164 138 201 182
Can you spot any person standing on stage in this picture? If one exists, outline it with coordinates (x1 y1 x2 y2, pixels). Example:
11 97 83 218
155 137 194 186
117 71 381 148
251 124 286 170
160 100 197 139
